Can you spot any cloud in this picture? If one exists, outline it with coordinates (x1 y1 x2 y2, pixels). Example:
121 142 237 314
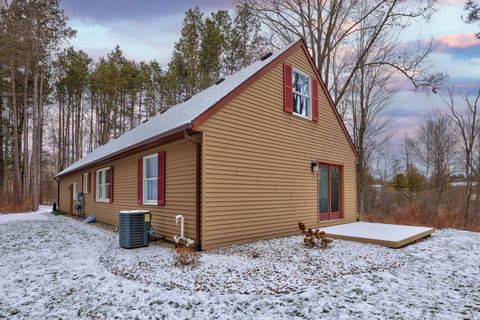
434 33 480 58
62 0 232 22
62 0 235 64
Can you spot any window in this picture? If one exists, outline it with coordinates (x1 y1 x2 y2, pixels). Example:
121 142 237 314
318 163 342 221
143 154 158 205
83 173 89 193
72 183 78 201
292 69 311 119
96 167 110 202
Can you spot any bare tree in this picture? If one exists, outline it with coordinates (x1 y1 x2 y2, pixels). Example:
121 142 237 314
348 60 394 213
415 112 456 201
444 87 480 223
240 0 445 104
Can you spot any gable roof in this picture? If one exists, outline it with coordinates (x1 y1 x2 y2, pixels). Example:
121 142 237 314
56 39 357 178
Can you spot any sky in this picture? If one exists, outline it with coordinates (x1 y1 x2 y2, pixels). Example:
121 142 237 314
60 0 480 149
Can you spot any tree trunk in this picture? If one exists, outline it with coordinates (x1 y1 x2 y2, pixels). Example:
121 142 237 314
357 161 365 215
89 94 94 152
37 70 44 206
22 62 29 200
10 61 22 204
465 154 472 225
31 64 39 210
75 92 81 161
0 96 4 196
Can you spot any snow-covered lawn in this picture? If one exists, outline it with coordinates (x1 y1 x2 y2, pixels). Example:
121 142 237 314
0 210 479 319
0 205 52 223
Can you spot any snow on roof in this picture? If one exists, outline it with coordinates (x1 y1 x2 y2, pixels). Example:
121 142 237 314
56 40 299 178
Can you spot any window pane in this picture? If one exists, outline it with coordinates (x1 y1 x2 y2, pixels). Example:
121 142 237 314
105 169 110 184
293 72 300 92
98 171 103 184
331 167 340 212
319 165 329 213
98 184 103 199
146 179 157 201
105 184 109 199
146 156 158 179
73 183 77 200
292 71 309 96
293 94 310 117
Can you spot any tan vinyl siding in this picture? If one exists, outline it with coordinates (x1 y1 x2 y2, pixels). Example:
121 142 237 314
199 46 357 249
59 137 197 241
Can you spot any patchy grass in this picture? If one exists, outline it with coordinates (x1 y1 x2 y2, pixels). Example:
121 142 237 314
0 201 33 214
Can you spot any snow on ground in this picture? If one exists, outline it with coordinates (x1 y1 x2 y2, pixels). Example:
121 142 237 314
0 212 479 319
0 205 52 224
103 235 407 295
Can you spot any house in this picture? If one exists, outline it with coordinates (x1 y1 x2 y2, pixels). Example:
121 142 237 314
55 39 359 250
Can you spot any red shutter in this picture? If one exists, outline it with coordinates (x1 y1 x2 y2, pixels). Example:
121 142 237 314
88 172 91 193
138 158 143 205
93 170 97 202
81 174 84 192
312 78 319 122
109 166 114 203
158 151 165 206
283 63 293 113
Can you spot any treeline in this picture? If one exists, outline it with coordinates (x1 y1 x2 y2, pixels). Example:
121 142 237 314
365 89 480 228
0 0 74 209
0 1 266 208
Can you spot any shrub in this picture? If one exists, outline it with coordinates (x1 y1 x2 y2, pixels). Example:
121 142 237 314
172 238 201 268
362 187 480 232
298 222 333 248
0 201 32 214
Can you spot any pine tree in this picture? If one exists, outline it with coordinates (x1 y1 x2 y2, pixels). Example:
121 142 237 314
199 10 230 88
223 3 268 75
173 7 204 97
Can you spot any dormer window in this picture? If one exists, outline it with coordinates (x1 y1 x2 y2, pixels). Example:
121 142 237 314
292 69 311 119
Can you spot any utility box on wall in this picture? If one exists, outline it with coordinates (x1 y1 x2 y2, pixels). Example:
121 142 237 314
119 210 151 249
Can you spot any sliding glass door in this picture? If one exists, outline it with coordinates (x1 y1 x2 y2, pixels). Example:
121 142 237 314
318 163 342 221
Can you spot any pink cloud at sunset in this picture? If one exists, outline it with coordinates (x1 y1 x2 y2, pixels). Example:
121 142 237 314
436 33 479 49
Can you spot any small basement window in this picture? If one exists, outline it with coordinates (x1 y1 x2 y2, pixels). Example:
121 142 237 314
96 167 110 202
143 154 158 205
292 68 311 119
83 173 89 193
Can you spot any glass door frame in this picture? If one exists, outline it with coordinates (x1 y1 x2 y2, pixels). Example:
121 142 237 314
318 162 343 221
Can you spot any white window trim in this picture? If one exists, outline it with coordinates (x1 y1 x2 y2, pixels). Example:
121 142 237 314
292 67 312 120
72 182 78 201
143 154 158 205
83 173 89 193
96 167 110 202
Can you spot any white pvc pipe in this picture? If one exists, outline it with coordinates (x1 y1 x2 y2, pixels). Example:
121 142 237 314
175 215 185 239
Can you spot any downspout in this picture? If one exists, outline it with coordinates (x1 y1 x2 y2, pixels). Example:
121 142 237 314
55 176 60 211
184 130 202 251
